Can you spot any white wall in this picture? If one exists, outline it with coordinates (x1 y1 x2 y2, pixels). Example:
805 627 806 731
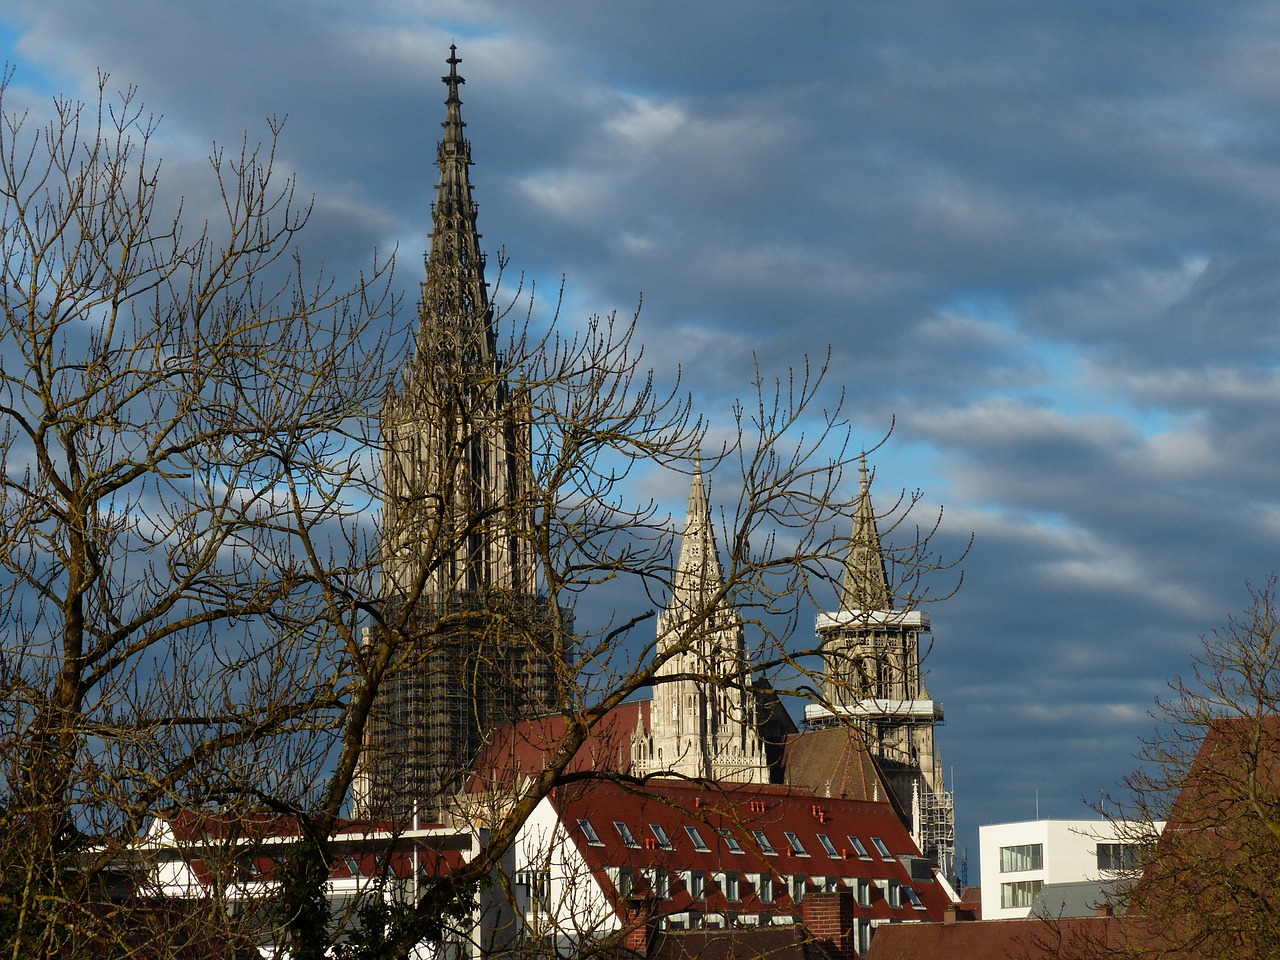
978 819 1150 920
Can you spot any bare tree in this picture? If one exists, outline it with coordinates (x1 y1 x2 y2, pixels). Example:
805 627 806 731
0 72 965 960
0 73 394 958
1039 580 1280 960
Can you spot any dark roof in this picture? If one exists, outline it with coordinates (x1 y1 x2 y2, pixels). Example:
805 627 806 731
553 777 951 923
650 924 835 960
1028 879 1121 919
781 726 893 803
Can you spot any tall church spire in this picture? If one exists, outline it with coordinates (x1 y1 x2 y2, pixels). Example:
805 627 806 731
840 459 893 612
418 43 494 372
359 48 557 822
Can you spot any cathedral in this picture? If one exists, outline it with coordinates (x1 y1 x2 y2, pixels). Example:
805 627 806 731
357 48 954 881
356 48 560 822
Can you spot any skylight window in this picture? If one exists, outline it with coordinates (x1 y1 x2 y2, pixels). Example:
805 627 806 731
903 885 925 910
578 819 603 846
685 826 711 852
614 821 640 848
719 828 745 854
784 832 810 857
752 830 777 856
871 836 892 860
816 834 840 858
847 836 871 859
650 824 674 850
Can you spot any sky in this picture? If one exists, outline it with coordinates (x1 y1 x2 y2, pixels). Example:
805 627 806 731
3 0 1279 881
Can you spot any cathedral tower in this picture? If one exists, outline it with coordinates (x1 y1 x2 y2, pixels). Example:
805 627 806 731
810 461 954 871
632 469 768 783
359 49 558 820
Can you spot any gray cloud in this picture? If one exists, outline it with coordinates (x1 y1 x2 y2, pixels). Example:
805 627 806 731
4 0 1280 865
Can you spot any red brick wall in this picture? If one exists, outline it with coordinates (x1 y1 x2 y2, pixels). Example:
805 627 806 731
801 889 857 960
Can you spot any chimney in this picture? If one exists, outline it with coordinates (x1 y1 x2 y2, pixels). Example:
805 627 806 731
800 889 856 960
620 903 657 955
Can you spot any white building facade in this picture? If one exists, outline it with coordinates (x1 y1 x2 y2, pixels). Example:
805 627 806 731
979 818 1158 919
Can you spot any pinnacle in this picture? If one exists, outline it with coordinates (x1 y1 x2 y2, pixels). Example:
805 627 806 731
839 457 893 612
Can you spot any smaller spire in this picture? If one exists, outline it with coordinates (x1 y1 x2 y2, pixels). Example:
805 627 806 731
675 466 725 601
840 457 893 612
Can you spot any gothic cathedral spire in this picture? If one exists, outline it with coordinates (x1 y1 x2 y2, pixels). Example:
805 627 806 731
813 460 954 873
840 459 893 613
632 467 768 784
416 44 496 374
381 44 532 603
358 48 556 822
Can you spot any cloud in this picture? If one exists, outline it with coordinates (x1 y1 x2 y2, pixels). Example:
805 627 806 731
4 0 1280 863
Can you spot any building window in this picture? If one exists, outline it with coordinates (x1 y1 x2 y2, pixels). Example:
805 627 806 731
515 870 550 914
614 866 634 898
614 821 639 848
1001 879 1044 909
1097 842 1146 871
856 877 871 907
690 870 706 900
685 826 711 852
650 824 674 850
578 819 603 846
847 836 871 859
720 828 745 854
816 833 840 858
649 867 670 899
886 880 902 909
784 832 810 857
1000 843 1044 873
757 873 774 903
752 830 777 856
856 919 872 955
724 872 740 902
903 885 925 910
870 836 892 860
789 875 805 903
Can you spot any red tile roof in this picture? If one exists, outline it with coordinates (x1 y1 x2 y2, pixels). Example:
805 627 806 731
649 924 837 960
865 915 1124 960
469 701 649 791
552 777 951 924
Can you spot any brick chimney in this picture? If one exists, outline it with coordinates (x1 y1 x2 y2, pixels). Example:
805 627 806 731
619 902 657 955
800 888 856 960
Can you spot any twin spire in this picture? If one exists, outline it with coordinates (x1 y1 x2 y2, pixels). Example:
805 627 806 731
840 459 893 613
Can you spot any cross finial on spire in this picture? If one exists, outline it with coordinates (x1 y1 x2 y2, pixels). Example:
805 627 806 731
444 44 465 103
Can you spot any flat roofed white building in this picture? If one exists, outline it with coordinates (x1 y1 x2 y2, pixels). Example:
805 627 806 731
979 818 1160 920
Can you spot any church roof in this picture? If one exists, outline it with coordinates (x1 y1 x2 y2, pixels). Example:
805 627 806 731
781 726 895 804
